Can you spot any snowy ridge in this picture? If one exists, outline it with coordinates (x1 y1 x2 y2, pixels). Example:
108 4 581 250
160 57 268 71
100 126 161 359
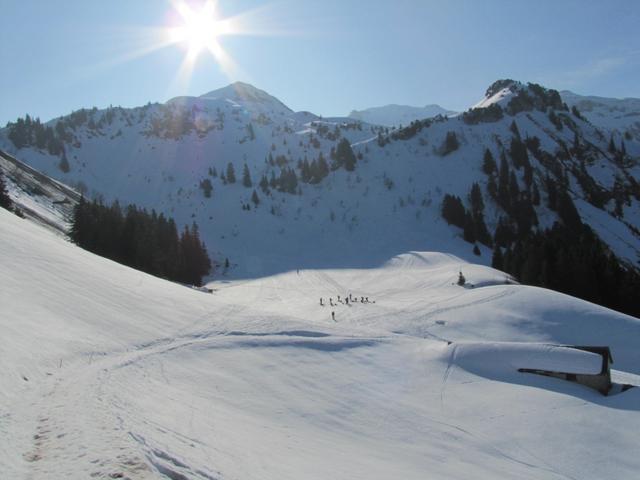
473 86 515 109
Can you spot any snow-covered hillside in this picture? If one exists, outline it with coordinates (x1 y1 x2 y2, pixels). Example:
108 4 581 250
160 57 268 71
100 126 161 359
561 90 640 139
1 79 639 281
2 206 640 480
0 149 79 234
348 103 457 127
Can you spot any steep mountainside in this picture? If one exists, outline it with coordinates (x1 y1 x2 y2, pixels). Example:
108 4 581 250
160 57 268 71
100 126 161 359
0 149 79 234
1 80 639 290
348 103 457 127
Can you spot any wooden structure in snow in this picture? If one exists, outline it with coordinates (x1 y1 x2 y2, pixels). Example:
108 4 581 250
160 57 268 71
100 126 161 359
518 346 613 395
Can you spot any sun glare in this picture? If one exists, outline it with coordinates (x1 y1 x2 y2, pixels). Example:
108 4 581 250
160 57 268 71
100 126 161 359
168 1 228 62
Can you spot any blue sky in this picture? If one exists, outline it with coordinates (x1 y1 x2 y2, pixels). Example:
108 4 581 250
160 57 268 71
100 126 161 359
1 0 639 125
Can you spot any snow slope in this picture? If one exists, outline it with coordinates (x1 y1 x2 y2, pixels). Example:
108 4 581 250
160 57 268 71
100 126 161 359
348 104 457 127
2 207 640 480
0 149 79 234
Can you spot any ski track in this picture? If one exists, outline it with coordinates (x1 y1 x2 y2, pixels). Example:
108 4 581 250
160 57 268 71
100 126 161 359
17 279 519 479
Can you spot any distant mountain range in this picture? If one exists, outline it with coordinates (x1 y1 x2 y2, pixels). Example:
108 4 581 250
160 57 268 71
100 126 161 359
560 90 640 135
348 104 458 127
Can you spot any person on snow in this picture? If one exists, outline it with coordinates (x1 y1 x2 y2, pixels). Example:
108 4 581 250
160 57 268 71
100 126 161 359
331 311 336 321
320 297 324 306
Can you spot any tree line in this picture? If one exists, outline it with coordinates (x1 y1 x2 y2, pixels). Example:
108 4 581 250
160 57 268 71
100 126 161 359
7 114 65 156
70 198 212 286
441 131 640 318
493 222 640 318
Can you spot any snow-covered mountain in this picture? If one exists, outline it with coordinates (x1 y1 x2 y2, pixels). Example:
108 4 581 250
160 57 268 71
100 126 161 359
2 205 640 479
1 79 639 284
561 90 640 138
0 149 80 235
348 103 457 127
2 78 640 478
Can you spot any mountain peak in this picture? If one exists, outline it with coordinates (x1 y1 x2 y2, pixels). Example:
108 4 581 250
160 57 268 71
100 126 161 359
199 82 292 113
473 79 563 112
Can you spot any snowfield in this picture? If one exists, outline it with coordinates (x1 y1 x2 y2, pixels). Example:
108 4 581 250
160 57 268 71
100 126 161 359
2 207 640 480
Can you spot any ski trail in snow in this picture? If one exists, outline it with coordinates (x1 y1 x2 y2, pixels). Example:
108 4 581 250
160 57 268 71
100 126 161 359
440 343 457 409
435 342 578 480
423 287 516 322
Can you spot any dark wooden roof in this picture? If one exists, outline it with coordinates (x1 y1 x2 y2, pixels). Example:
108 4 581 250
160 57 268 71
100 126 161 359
567 346 613 364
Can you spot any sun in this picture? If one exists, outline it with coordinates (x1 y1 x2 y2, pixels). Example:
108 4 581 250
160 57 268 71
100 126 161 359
168 1 226 61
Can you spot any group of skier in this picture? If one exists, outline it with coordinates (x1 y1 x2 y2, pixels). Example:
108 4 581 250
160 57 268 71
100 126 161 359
319 293 375 322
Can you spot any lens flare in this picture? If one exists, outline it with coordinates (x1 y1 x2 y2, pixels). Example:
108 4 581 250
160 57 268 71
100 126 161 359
168 1 222 61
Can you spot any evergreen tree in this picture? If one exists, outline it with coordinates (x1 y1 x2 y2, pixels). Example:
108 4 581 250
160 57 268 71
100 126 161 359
473 212 493 246
482 148 496 175
510 120 520 137
242 163 252 187
0 170 13 210
441 194 466 228
246 122 255 140
441 131 459 155
509 171 520 206
334 138 357 171
545 176 558 210
259 174 270 194
226 163 236 183
492 246 504 271
532 182 541 206
557 190 582 230
199 179 213 198
178 223 210 285
315 153 329 182
494 217 516 248
463 211 476 243
251 189 260 206
300 159 311 183
469 182 484 215
509 136 528 169
497 152 511 210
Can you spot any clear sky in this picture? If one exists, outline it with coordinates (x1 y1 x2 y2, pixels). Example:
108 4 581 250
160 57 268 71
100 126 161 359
1 0 639 125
